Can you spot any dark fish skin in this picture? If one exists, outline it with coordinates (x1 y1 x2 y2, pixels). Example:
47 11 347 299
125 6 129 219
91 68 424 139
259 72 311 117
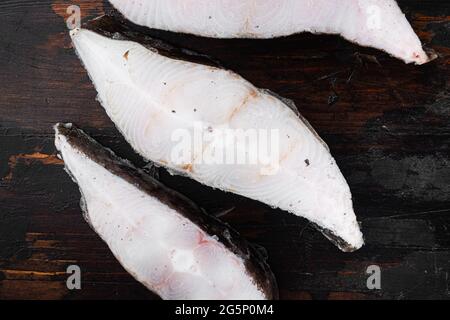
55 123 278 300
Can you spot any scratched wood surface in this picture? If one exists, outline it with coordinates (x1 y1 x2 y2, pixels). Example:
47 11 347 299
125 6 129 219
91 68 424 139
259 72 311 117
0 0 449 300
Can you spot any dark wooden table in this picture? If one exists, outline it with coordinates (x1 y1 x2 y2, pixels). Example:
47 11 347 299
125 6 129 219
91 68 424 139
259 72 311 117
0 0 449 300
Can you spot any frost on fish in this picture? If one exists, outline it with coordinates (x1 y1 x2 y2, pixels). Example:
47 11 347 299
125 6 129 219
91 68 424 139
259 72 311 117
54 123 277 300
108 0 435 65
70 16 364 252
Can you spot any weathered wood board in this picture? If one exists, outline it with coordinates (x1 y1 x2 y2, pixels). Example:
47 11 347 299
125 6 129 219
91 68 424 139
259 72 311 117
0 0 449 299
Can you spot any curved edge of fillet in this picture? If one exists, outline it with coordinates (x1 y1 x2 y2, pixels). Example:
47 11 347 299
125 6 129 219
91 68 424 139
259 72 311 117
267 92 364 252
53 122 278 300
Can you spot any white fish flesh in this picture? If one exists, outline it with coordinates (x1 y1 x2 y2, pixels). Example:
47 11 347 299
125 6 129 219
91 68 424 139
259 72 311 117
54 123 278 300
108 0 435 65
70 16 364 251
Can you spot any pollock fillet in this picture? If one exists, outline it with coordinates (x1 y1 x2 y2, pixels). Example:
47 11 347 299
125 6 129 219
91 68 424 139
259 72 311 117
108 0 434 64
70 17 364 251
54 123 277 300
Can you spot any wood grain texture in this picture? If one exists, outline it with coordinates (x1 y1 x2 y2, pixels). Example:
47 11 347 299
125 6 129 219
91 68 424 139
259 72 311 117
0 0 449 300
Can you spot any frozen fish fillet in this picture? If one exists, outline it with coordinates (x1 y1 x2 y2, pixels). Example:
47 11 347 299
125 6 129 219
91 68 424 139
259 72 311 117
109 0 435 64
55 123 278 300
70 16 364 251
